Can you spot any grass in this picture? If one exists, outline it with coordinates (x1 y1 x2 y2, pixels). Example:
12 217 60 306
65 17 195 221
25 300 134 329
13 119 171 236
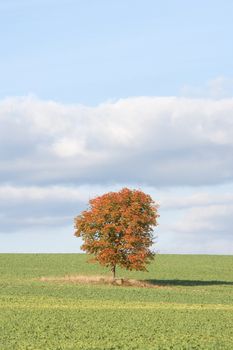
0 254 233 349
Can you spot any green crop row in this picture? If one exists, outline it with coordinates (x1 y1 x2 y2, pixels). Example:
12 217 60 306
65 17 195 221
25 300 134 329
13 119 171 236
0 254 233 349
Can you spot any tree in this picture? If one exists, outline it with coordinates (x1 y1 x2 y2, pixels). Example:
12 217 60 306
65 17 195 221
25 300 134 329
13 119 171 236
74 188 159 278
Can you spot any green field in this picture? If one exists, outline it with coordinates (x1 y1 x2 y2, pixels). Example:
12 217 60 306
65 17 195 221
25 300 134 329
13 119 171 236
0 254 233 349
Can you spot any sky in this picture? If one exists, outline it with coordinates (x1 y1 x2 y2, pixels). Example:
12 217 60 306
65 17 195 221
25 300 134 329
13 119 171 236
0 0 233 254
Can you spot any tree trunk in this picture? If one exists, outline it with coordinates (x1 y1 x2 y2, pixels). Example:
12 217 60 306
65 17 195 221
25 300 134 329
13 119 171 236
111 265 116 279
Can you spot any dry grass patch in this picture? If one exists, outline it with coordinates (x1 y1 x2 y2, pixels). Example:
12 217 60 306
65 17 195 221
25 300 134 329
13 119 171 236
39 275 162 288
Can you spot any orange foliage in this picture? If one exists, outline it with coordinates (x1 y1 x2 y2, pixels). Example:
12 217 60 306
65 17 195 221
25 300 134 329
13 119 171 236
74 188 159 277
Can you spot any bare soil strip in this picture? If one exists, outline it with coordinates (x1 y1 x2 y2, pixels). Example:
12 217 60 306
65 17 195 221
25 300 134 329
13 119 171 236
39 275 164 288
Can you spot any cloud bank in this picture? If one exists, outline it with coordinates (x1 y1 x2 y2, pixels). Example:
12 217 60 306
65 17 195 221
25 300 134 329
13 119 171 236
1 95 233 186
0 95 233 253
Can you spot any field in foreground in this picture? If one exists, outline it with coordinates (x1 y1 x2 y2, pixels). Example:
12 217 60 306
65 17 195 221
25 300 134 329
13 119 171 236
0 254 233 349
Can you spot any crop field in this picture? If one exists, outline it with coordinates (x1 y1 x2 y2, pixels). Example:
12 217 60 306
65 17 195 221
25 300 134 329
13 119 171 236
0 254 233 349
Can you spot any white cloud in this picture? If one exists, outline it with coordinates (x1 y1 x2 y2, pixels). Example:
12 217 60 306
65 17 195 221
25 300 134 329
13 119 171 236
171 204 233 235
156 199 233 254
0 95 233 253
1 183 233 210
181 76 233 99
0 182 232 253
1 95 233 186
52 138 87 158
0 184 87 202
159 191 233 210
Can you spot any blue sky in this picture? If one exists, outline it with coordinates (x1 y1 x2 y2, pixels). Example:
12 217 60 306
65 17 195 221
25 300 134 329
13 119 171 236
1 0 233 104
0 0 233 253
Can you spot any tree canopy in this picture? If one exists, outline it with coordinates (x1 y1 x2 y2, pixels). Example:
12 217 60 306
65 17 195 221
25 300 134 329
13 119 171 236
74 188 159 278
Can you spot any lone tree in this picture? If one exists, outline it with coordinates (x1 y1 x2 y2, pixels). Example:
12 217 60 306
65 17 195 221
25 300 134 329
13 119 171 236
74 188 159 278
